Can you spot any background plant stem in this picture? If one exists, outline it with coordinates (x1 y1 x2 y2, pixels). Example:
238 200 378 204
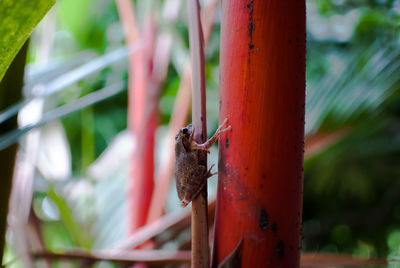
0 40 28 265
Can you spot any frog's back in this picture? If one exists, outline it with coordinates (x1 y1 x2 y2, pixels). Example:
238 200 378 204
175 152 198 203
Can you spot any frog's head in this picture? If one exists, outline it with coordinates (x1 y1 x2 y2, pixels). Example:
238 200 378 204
175 124 193 141
175 124 193 155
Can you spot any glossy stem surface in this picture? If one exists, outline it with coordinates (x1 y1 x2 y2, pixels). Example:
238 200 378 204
213 1 306 267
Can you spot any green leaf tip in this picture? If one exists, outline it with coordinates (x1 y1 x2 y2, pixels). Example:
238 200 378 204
0 0 56 82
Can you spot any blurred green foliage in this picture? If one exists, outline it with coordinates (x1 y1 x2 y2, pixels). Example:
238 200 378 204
304 0 400 262
59 0 119 51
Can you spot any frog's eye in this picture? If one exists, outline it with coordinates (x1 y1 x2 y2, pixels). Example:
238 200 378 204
182 128 188 134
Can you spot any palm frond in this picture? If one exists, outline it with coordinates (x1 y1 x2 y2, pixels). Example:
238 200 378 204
0 44 139 125
0 82 125 150
306 41 400 134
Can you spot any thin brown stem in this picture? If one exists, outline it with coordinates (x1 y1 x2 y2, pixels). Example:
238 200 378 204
187 0 209 267
300 253 387 267
32 249 191 266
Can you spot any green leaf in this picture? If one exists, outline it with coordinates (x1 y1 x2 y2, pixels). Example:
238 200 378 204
47 187 93 248
0 0 56 82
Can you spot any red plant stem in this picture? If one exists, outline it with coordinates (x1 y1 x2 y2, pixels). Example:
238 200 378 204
187 0 209 267
116 0 156 232
212 0 306 267
129 19 158 232
146 64 192 224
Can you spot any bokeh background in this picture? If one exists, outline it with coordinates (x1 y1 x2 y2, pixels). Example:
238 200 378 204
2 0 400 267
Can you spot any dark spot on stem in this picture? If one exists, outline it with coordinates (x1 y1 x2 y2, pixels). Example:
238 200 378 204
225 138 229 148
218 148 227 176
259 209 268 230
237 195 248 201
276 240 285 259
272 222 277 235
261 173 266 179
247 0 255 51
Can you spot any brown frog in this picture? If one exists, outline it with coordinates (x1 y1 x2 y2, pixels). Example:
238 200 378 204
175 118 231 207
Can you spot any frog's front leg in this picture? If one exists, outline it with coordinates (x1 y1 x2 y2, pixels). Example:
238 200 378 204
191 118 231 152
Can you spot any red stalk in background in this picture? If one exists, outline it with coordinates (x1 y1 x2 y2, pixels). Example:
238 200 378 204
212 0 306 267
116 0 156 233
130 17 157 232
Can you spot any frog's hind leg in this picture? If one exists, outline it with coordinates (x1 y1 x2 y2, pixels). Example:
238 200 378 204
206 163 217 178
191 164 217 201
180 162 219 207
184 164 217 205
